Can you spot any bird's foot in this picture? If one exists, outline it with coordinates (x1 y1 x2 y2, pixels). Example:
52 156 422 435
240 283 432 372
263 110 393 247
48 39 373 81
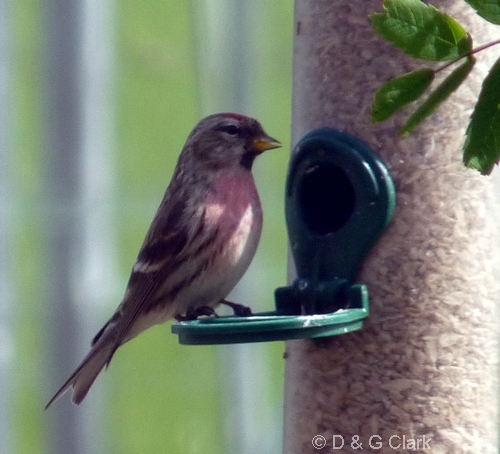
175 305 219 321
221 299 252 317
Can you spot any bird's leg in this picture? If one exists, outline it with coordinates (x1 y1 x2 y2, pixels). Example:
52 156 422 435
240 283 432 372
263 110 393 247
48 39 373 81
220 299 252 317
175 305 219 321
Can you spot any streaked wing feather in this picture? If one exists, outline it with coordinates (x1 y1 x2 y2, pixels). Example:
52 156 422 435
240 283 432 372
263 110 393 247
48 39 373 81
108 197 206 355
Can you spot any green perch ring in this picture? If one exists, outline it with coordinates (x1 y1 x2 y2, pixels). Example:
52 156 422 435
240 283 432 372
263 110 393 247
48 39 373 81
172 128 396 345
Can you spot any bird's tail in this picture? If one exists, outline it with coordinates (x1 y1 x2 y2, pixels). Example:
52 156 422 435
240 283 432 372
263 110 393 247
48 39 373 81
45 341 114 409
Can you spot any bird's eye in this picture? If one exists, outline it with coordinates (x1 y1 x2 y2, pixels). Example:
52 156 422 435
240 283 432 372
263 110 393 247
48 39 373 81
218 125 240 136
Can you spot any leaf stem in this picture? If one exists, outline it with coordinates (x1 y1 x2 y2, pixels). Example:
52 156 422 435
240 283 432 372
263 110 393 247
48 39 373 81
436 38 500 73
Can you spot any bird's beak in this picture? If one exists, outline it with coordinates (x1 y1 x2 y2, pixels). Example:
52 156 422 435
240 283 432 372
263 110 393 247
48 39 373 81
253 135 281 153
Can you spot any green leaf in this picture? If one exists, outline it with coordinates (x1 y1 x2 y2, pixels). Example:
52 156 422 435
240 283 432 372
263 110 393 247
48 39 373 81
371 0 472 61
400 56 476 135
372 69 434 122
465 0 500 25
464 56 500 174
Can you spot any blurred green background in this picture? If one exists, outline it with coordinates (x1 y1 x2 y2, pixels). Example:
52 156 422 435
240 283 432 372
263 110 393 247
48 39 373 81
12 0 293 453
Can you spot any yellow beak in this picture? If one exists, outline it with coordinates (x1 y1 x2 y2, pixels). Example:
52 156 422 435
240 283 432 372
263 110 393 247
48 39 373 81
253 135 281 153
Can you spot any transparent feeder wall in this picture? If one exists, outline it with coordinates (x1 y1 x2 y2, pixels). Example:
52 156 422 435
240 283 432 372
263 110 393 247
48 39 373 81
283 1 500 453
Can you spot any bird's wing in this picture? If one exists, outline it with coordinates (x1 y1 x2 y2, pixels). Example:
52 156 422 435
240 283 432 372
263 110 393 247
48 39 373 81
102 194 213 358
46 196 206 408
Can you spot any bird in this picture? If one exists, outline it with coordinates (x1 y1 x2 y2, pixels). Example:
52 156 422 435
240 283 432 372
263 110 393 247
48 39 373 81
45 113 280 408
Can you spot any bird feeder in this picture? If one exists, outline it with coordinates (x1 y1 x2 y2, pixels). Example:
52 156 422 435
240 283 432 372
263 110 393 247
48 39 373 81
282 1 500 453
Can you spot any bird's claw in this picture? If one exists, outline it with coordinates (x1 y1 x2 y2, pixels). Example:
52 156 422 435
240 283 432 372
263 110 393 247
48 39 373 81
174 301 252 322
175 306 219 321
221 299 252 317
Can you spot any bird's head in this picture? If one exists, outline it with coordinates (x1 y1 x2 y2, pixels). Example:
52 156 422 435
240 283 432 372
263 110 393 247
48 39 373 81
182 113 281 171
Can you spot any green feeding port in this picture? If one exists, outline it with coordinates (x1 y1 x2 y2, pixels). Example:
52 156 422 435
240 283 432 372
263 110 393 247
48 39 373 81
172 128 396 345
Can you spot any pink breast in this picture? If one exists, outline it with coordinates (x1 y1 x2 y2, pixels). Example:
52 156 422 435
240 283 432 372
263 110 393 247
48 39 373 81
205 173 263 236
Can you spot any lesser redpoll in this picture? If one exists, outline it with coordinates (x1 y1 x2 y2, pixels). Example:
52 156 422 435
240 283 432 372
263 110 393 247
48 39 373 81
46 113 280 407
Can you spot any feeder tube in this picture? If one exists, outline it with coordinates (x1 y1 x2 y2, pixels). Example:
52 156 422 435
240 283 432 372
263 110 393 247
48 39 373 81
284 2 500 453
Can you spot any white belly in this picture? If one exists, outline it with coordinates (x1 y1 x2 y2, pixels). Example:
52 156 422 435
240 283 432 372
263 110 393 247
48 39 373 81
179 201 262 309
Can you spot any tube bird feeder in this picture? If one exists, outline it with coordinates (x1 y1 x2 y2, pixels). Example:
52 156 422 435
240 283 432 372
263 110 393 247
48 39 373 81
284 1 500 453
